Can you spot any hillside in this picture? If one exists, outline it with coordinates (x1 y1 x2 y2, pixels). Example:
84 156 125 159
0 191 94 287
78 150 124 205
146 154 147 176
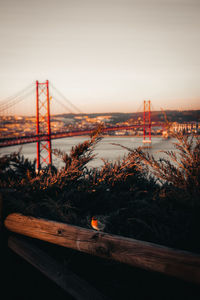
56 110 200 124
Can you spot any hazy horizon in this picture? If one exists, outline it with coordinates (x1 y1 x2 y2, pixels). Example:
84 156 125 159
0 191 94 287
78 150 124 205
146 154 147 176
0 0 200 115
2 107 200 118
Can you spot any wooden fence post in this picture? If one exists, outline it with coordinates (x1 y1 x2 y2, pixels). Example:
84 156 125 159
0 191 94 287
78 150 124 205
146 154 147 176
8 235 107 300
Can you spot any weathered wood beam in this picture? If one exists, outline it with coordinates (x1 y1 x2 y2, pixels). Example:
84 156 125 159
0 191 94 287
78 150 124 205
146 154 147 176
5 213 200 284
8 235 107 300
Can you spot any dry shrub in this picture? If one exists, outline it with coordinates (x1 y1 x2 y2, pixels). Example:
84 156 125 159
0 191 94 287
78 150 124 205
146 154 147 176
130 133 200 206
1 130 200 252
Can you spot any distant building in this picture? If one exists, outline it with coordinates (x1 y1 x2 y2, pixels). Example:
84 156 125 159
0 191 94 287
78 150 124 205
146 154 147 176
170 122 200 134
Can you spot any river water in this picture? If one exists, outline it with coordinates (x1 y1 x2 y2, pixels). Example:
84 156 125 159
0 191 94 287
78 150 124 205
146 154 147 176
0 136 176 169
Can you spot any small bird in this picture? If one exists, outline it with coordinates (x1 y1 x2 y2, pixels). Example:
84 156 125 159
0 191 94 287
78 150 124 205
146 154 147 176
91 216 106 231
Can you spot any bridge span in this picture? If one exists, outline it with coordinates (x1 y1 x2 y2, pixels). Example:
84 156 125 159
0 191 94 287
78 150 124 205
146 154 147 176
0 80 160 168
0 123 162 148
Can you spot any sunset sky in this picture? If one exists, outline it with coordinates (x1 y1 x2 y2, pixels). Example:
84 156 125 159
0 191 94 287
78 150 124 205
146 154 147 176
0 0 200 114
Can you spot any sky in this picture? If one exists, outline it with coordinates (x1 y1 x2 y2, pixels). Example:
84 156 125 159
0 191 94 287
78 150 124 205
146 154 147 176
0 0 200 114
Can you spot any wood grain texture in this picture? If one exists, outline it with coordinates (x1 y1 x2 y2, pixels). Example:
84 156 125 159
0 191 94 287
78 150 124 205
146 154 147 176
5 213 200 284
8 235 107 300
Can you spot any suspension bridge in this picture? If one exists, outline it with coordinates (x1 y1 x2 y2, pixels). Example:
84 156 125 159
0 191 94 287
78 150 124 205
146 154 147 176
0 80 163 169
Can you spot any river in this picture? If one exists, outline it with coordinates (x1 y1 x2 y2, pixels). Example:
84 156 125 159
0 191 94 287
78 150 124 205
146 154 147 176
0 136 176 169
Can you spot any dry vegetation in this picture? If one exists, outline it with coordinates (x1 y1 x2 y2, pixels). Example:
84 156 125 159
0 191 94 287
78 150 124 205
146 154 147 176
0 130 200 253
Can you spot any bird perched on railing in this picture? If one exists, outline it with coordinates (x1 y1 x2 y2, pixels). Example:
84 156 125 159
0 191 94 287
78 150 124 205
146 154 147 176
91 216 107 231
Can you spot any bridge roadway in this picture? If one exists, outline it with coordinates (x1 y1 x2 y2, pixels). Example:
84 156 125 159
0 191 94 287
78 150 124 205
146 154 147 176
0 123 163 148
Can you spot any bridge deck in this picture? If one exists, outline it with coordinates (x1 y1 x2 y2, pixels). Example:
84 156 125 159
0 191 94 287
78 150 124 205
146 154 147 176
0 124 163 148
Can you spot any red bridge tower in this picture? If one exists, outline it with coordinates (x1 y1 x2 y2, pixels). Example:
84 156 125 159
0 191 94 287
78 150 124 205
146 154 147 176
36 80 52 170
143 100 151 144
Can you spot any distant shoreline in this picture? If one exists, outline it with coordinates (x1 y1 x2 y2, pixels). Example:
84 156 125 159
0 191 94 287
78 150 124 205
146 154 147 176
100 134 164 138
68 134 166 139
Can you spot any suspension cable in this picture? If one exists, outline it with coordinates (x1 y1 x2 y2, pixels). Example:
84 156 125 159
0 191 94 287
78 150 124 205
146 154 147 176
0 82 34 106
51 96 75 114
50 82 82 114
0 86 35 113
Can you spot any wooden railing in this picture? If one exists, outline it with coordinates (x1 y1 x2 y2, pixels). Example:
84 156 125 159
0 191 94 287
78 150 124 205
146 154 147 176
4 213 200 285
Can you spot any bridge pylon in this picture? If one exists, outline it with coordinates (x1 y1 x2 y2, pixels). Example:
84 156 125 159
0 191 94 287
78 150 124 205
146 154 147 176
36 80 52 170
143 100 151 144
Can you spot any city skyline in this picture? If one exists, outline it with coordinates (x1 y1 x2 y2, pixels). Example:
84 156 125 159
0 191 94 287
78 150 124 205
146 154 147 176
0 0 200 114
